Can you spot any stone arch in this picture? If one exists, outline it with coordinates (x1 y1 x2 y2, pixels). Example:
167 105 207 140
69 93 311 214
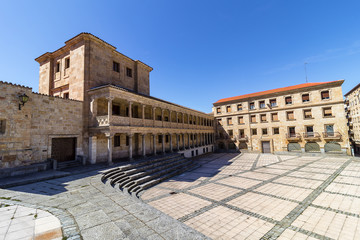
325 142 341 152
287 143 301 152
238 142 248 149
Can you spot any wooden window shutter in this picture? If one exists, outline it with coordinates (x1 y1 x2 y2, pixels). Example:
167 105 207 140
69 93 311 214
287 112 294 119
251 115 256 122
261 115 266 121
286 97 292 103
272 113 278 121
324 108 332 115
302 94 309 101
239 117 243 123
321 91 330 99
304 110 312 118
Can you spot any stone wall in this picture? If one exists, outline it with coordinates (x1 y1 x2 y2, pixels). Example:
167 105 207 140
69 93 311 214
0 82 83 168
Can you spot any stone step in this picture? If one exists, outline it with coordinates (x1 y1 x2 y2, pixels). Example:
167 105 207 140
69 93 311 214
57 160 81 170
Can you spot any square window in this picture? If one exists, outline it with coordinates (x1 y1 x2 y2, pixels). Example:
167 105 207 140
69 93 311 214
114 135 120 147
237 104 242 111
287 111 295 120
65 58 70 69
126 67 133 77
251 115 256 123
271 113 278 121
226 106 231 112
216 107 221 114
238 116 244 124
113 61 120 72
321 91 330 100
273 127 279 135
0 119 6 134
239 129 245 138
259 101 265 109
285 96 292 105
251 128 257 135
262 128 268 135
323 107 332 117
302 94 310 102
260 114 267 122
304 109 312 119
250 102 255 110
227 117 233 125
228 130 233 137
270 99 277 107
112 105 120 115
56 62 60 73
63 92 69 99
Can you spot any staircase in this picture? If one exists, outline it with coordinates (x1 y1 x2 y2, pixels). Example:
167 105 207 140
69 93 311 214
57 160 82 170
101 153 198 197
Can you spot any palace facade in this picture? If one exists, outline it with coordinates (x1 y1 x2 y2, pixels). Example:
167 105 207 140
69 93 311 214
213 80 351 155
345 83 360 156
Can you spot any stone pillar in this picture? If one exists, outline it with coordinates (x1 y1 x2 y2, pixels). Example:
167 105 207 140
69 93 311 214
182 133 185 150
128 134 133 160
128 101 133 126
152 107 156 127
142 134 146 157
176 112 179 124
176 134 180 151
161 109 164 127
107 97 114 125
188 134 191 149
142 104 146 126
106 133 113 166
213 133 215 144
162 134 165 154
182 113 185 129
192 133 195 148
89 136 97 164
170 134 173 152
153 134 157 155
90 97 98 126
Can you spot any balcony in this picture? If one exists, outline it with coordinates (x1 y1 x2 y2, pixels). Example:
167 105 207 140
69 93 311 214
96 116 109 126
237 135 249 142
322 132 342 140
303 132 321 141
286 133 301 142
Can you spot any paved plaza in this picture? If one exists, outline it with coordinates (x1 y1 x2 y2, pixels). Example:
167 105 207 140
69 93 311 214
0 153 359 239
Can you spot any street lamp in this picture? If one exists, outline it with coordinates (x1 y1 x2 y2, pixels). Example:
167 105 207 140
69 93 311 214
18 93 29 110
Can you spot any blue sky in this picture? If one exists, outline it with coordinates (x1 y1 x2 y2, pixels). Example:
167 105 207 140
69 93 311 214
0 0 359 113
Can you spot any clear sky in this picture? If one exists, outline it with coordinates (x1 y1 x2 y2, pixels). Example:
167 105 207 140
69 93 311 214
1 0 359 113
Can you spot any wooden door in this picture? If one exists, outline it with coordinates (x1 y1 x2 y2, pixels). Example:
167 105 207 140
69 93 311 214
51 138 76 162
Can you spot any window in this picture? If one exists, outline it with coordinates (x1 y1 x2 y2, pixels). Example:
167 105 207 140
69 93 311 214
251 129 257 135
56 62 60 73
251 115 256 123
126 67 132 77
114 135 120 147
126 136 129 146
112 105 120 115
227 117 233 125
287 111 295 120
285 96 292 105
323 107 333 117
217 119 221 125
226 106 231 112
304 109 312 119
0 119 6 134
165 135 169 143
63 92 69 99
237 104 242 111
250 102 255 110
158 135 163 144
321 91 330 100
262 128 268 135
216 107 221 114
65 58 70 69
288 127 296 137
270 99 277 107
306 126 314 134
238 116 244 124
273 127 279 135
271 113 278 121
302 94 310 102
113 61 119 72
325 124 334 133
259 101 265 109
228 130 233 137
164 116 169 121
239 129 245 138
260 114 267 122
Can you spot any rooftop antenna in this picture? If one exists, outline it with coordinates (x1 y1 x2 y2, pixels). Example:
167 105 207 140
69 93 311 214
304 62 308 83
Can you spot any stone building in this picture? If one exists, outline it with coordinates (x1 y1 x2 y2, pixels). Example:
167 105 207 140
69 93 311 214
345 83 360 155
213 80 350 155
0 33 215 169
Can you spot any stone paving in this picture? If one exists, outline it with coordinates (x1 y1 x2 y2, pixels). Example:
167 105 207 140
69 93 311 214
0 153 359 240
142 153 360 239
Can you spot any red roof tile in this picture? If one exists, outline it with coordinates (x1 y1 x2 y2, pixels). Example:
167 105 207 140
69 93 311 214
214 80 344 104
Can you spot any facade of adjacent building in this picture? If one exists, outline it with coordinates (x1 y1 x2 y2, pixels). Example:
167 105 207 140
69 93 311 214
213 80 351 155
345 83 360 155
0 33 215 169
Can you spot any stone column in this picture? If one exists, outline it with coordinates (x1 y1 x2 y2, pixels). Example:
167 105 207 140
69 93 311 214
182 133 185 150
153 134 157 155
188 134 191 149
182 113 185 129
89 136 97 164
170 134 173 152
142 134 146 157
192 133 195 148
176 112 179 124
107 97 114 125
128 101 133 126
152 107 156 127
162 134 165 154
142 104 146 126
106 133 113 166
213 133 215 144
90 97 98 126
176 134 180 151
128 134 133 160
161 109 164 127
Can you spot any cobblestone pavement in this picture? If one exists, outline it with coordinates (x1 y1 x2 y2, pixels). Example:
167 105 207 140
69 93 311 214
0 204 62 240
0 167 208 239
142 153 360 240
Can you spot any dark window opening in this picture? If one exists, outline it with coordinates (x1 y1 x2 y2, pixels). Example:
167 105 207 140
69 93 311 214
126 67 132 77
126 136 129 146
114 135 120 147
63 93 69 99
112 105 120 115
113 61 120 72
65 58 70 69
56 62 60 73
321 91 330 100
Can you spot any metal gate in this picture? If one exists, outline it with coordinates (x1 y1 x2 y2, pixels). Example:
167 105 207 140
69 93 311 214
288 143 301 152
51 137 76 162
305 142 320 152
262 141 271 153
325 142 341 152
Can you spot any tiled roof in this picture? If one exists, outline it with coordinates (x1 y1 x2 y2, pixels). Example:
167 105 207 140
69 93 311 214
214 80 344 104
